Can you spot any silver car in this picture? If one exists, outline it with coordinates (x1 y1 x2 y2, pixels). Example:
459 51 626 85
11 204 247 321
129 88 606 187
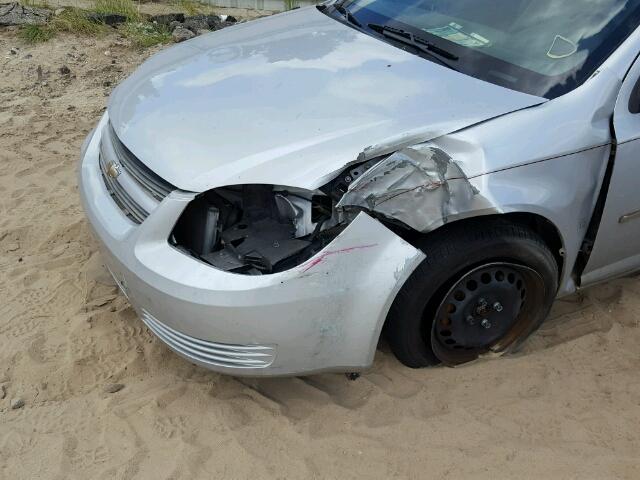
79 0 640 376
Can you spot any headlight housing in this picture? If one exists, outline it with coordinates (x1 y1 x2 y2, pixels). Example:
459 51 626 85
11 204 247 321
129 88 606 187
170 184 342 275
169 155 393 275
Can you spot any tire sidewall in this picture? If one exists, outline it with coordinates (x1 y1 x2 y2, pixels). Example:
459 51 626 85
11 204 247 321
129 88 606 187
385 223 558 367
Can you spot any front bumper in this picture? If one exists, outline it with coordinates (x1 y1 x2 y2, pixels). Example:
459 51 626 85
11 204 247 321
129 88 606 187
78 114 425 376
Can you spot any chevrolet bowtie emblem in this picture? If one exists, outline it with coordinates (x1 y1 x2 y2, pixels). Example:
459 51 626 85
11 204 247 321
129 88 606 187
106 161 122 179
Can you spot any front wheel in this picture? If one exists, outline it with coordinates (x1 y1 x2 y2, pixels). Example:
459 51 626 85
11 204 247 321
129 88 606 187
385 220 558 368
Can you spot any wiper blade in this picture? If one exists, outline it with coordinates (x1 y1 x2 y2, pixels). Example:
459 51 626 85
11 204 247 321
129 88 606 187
368 23 460 68
333 2 363 28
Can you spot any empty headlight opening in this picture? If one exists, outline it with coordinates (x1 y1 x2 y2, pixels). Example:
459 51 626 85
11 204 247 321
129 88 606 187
170 184 345 275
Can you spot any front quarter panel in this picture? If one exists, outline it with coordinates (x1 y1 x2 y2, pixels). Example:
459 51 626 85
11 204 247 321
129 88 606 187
337 69 620 297
438 70 620 293
428 69 620 295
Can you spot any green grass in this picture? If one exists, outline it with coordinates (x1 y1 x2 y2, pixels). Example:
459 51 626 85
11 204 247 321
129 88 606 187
18 0 205 48
52 8 105 35
94 0 141 21
121 21 171 48
19 23 54 43
19 7 106 44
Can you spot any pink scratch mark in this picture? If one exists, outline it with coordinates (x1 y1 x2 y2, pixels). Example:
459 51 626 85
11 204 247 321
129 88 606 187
301 244 378 273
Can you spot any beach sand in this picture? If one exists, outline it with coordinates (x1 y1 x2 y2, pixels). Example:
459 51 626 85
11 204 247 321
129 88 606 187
1 28 639 479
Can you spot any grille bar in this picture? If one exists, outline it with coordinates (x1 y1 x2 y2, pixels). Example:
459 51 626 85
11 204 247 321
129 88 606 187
141 310 276 369
98 122 176 224
99 152 149 223
108 124 175 201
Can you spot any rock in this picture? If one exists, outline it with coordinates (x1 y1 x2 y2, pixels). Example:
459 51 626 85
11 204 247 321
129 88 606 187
54 8 65 16
104 383 124 394
172 26 195 43
0 385 6 400
0 2 51 26
196 28 210 36
183 14 209 33
204 15 236 32
205 14 221 29
150 13 184 26
59 65 71 75
169 20 181 30
9 47 18 55
86 12 127 26
10 398 24 410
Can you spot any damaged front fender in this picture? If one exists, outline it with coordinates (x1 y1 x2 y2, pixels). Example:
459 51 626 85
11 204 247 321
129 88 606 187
336 144 498 232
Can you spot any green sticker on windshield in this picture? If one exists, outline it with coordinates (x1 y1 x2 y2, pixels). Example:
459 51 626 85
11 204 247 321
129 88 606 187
425 22 490 48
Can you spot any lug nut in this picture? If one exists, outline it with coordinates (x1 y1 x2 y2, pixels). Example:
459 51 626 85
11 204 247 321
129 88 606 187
493 302 503 312
466 315 476 326
481 319 492 329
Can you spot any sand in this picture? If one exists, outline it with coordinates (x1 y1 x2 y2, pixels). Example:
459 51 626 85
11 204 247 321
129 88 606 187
1 27 639 479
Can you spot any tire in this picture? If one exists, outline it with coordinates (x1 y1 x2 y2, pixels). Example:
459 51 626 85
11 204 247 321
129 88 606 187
385 218 559 368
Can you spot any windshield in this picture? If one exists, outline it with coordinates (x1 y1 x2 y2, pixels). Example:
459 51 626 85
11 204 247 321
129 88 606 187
328 0 640 98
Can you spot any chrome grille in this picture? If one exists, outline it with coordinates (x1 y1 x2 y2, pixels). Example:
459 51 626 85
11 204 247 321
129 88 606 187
141 309 276 369
108 124 174 201
99 123 175 224
99 153 149 223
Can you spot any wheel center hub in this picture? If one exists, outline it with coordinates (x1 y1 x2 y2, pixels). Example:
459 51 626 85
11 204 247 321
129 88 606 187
468 298 504 328
474 298 490 317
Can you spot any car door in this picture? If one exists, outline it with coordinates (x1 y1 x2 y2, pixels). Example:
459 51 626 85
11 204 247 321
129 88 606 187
581 57 640 286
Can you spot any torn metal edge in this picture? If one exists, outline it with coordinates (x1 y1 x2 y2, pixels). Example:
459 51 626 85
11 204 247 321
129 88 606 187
337 143 499 232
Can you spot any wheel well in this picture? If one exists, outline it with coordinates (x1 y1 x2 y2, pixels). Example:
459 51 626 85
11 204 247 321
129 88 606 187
382 213 562 367
395 213 565 279
499 213 564 277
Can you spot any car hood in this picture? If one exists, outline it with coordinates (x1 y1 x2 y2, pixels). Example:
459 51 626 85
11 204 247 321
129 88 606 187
108 7 544 192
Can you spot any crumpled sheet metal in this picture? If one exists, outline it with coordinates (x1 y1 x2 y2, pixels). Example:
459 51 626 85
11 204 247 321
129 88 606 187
337 143 498 232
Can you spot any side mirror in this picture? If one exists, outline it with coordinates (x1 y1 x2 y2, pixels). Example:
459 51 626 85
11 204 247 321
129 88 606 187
628 77 640 114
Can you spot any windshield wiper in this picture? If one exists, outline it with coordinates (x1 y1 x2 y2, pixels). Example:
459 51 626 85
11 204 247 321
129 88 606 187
333 1 363 28
368 23 460 69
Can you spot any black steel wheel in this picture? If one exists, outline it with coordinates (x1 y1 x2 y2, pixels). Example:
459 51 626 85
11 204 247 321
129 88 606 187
430 262 545 365
385 219 558 368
